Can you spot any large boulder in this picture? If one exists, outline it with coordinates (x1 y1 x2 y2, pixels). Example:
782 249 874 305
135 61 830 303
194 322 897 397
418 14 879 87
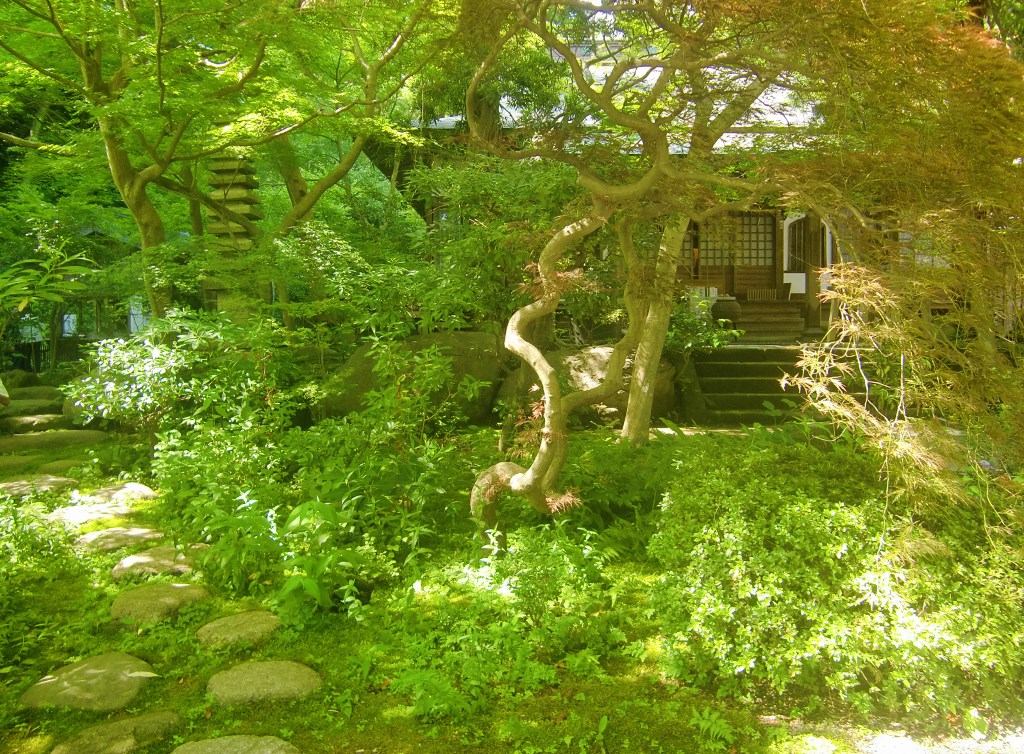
497 346 677 422
315 331 504 424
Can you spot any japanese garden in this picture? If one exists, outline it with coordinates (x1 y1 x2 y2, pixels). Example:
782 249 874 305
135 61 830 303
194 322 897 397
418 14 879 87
2 1 1024 752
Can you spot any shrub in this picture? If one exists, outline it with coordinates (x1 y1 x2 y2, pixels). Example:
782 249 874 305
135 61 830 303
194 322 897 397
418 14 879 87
151 341 476 623
649 426 1024 724
67 310 299 438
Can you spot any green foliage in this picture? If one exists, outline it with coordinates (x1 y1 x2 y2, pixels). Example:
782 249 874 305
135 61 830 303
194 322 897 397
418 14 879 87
649 425 1024 723
149 340 479 623
665 294 739 354
0 493 81 676
67 310 299 437
408 155 581 328
688 706 737 753
0 236 92 350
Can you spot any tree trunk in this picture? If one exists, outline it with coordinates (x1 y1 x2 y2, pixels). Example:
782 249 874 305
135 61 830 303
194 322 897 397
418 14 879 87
100 124 171 318
470 207 610 545
621 216 689 444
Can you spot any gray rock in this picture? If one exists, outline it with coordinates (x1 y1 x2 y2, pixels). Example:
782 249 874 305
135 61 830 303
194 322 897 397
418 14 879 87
77 526 165 552
0 474 78 496
0 368 39 389
49 500 137 527
498 345 677 421
51 710 182 754
19 652 156 711
172 736 302 754
316 331 503 423
111 583 211 624
207 660 321 705
35 457 86 475
197 611 281 646
0 398 65 417
82 482 158 503
112 546 193 581
0 429 107 453
0 413 71 434
9 385 62 401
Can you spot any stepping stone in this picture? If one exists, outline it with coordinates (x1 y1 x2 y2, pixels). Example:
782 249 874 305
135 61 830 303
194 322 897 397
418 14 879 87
0 474 78 496
77 526 165 552
171 736 301 754
112 546 193 581
0 454 43 473
111 583 211 624
49 500 136 527
0 398 64 417
1 368 40 389
81 482 158 503
207 660 321 705
197 611 281 646
51 709 182 754
9 385 62 401
19 652 156 711
0 429 107 453
36 457 86 475
1 413 71 434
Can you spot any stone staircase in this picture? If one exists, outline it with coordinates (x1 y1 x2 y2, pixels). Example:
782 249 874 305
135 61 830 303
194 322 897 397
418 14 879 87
734 301 806 344
0 370 109 491
692 345 806 425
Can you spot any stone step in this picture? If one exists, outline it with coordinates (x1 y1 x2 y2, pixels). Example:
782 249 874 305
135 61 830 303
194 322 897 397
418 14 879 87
0 474 78 496
704 392 803 411
688 361 795 378
207 660 322 705
693 346 803 363
9 385 62 401
52 711 181 754
0 369 40 388
1 413 71 434
0 429 108 454
0 454 44 474
705 408 801 426
172 736 300 754
111 583 211 624
19 652 156 711
735 333 806 345
699 376 791 393
0 398 65 417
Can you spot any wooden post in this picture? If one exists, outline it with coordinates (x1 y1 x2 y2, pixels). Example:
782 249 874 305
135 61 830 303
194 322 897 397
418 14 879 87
805 214 823 329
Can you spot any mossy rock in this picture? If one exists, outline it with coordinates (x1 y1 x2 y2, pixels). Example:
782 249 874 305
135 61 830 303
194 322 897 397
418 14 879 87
497 345 677 422
315 331 504 424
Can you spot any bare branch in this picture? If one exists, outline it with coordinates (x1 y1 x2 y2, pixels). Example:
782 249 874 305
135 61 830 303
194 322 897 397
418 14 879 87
0 131 75 156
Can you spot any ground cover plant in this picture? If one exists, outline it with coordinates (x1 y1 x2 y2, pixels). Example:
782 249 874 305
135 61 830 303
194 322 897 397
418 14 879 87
4 363 1024 753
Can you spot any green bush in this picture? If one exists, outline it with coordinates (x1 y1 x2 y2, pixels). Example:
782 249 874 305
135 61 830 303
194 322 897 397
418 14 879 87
0 494 81 675
649 427 1024 723
67 310 299 438
151 341 477 623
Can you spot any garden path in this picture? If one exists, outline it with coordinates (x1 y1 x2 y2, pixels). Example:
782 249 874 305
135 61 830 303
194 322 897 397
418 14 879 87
11 480 320 754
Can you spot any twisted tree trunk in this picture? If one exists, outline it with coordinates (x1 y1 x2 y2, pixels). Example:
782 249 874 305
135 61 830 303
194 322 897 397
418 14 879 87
470 207 609 548
621 215 689 444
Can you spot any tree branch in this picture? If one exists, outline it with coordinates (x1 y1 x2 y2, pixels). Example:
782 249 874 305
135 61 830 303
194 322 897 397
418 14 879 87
0 131 75 156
